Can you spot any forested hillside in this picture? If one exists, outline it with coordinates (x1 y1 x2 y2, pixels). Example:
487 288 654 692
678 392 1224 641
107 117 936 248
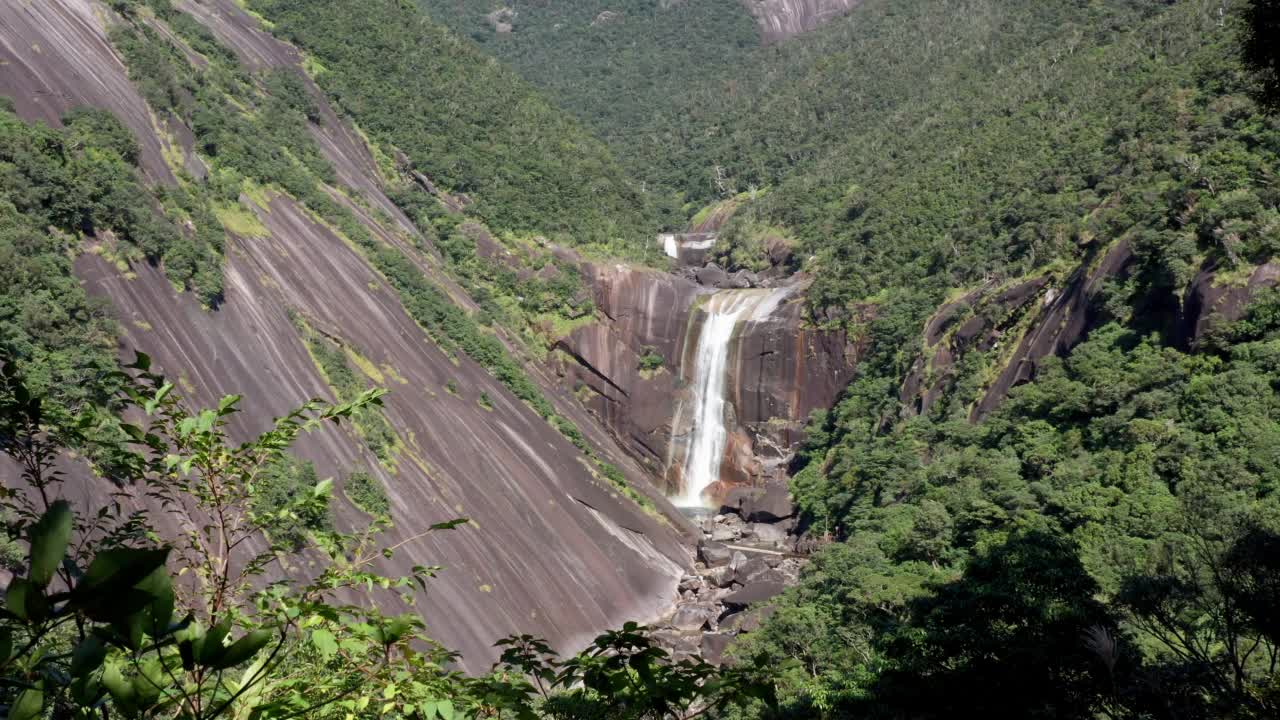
4 0 1280 718
244 0 658 251
416 0 762 227
692 1 1280 716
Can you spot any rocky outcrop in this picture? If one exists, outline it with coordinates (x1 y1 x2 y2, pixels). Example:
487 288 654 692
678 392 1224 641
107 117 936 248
1180 262 1280 346
901 238 1280 421
651 505 807 665
553 267 858 502
0 0 175 183
900 241 1134 420
741 0 863 43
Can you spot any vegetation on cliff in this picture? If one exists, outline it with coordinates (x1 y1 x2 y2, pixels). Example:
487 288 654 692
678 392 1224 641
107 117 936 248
245 0 657 252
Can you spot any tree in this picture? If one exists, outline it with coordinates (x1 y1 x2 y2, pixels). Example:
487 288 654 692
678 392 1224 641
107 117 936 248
874 530 1123 720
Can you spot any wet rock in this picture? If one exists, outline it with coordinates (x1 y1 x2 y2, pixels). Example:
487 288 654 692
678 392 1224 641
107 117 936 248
698 541 732 567
723 581 786 609
701 633 734 666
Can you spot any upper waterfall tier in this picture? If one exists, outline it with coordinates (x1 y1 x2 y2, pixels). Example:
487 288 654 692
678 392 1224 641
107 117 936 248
672 289 792 508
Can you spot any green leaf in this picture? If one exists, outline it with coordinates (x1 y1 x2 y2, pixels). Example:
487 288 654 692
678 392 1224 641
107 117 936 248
102 662 136 717
77 547 170 594
127 351 151 371
313 477 333 498
8 684 42 720
311 628 338 660
210 629 273 669
218 395 242 416
135 566 175 636
71 547 170 622
195 620 232 666
28 500 73 587
5 579 46 623
70 636 107 677
436 699 455 720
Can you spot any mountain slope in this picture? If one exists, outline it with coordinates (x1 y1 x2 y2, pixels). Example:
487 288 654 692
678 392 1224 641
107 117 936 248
0 0 688 671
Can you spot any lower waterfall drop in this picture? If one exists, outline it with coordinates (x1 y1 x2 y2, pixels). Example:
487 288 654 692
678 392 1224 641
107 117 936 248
672 288 791 508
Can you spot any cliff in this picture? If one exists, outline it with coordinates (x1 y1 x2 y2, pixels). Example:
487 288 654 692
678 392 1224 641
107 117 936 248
900 241 1280 421
1 0 687 672
553 266 858 503
741 0 864 43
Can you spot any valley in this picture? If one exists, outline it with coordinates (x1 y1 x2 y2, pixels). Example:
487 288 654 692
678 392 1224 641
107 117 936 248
1 0 1279 718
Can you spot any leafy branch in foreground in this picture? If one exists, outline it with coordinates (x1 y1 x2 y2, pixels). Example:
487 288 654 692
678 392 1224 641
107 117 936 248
0 352 776 719
0 354 466 720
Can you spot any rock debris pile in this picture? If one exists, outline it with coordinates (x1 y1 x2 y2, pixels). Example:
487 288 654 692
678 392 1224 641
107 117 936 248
650 485 810 665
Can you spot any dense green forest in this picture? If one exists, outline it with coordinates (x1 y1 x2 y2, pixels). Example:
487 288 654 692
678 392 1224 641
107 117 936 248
246 0 659 252
416 0 761 226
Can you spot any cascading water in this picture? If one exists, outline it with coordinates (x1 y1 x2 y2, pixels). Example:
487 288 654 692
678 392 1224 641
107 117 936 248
671 288 791 508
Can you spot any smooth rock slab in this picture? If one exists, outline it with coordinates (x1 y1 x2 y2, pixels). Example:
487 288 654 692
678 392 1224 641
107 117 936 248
698 540 732 567
723 581 785 609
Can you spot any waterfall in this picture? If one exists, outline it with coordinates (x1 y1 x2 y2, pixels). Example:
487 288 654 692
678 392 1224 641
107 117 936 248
671 288 791 508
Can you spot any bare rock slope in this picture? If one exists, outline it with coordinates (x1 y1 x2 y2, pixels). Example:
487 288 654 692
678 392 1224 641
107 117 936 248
2 0 688 672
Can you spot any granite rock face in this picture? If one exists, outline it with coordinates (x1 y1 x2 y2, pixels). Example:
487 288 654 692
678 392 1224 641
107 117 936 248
741 0 863 43
4 0 691 674
899 239 1280 421
553 267 858 505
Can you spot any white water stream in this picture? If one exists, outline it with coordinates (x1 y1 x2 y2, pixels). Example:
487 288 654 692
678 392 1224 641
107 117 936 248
672 288 791 508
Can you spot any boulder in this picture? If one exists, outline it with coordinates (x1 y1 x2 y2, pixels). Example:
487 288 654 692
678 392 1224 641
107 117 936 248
734 556 773 585
765 235 792 267
701 633 734 666
748 523 789 546
723 581 785 609
679 574 706 593
670 603 718 631
720 605 777 634
695 264 728 288
706 565 736 588
748 483 794 523
710 526 740 543
698 540 732 567
720 487 761 518
652 629 700 655
729 550 749 571
721 484 793 523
